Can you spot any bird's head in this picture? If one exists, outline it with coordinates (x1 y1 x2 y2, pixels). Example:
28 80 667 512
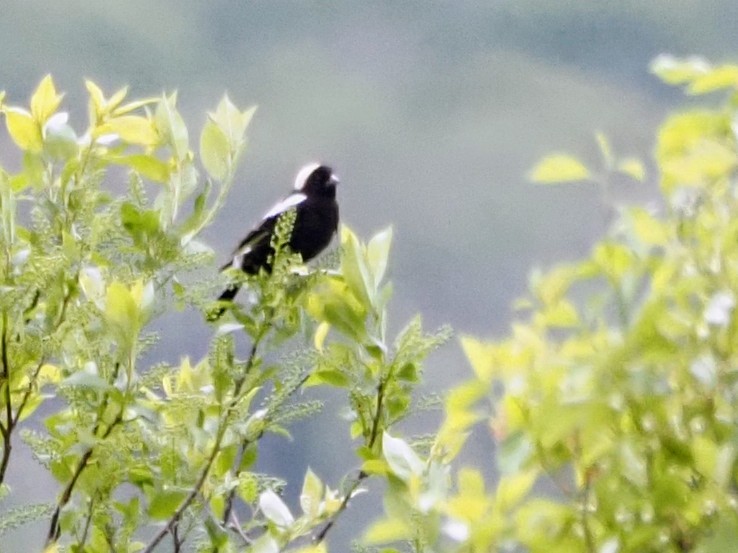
294 163 339 197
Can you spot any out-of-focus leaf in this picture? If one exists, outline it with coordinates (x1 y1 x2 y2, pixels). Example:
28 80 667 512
617 157 645 182
529 154 590 184
199 119 230 180
460 335 495 383
650 54 711 85
688 64 738 94
364 517 412 545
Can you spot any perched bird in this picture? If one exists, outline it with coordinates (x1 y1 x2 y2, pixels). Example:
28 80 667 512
216 162 340 307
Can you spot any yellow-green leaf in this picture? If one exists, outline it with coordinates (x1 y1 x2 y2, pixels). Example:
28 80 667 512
650 54 710 85
96 115 159 146
629 208 668 246
495 469 538 511
687 64 738 95
199 118 230 180
108 154 170 183
313 321 330 351
529 154 590 184
300 468 324 518
595 131 613 167
85 79 107 121
30 74 63 123
367 226 393 287
108 85 129 112
364 517 412 545
617 157 645 182
460 335 495 382
4 108 42 151
155 93 189 161
106 281 138 332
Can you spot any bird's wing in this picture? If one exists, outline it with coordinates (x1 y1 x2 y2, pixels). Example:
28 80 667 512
262 192 307 219
222 192 308 271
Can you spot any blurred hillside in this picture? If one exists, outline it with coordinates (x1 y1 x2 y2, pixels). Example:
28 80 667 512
2 1 738 550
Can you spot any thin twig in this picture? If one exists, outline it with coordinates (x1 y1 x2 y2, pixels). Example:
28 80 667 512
228 511 252 545
142 424 225 553
46 412 124 544
314 471 367 543
79 496 96 548
0 313 13 484
14 359 46 425
315 374 389 544
220 328 268 528
146 330 267 553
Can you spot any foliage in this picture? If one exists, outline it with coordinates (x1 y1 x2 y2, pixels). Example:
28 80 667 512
0 76 449 552
5 55 737 553
356 56 738 553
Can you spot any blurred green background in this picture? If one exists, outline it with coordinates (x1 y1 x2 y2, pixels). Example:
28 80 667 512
2 1 737 550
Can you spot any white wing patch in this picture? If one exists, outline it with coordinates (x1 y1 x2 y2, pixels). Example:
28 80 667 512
231 246 251 268
263 193 307 219
294 162 321 190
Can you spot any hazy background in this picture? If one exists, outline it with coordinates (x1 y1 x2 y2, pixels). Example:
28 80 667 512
2 1 737 550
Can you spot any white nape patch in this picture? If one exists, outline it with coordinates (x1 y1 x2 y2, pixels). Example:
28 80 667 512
263 193 307 219
294 162 321 190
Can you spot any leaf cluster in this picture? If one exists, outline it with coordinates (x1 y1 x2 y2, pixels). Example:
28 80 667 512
378 56 738 553
0 76 450 553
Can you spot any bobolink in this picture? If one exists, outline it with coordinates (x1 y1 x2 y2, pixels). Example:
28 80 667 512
216 162 340 307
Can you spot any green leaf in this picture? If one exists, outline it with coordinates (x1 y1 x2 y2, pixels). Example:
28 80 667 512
85 79 107 120
30 74 63 123
121 202 161 244
300 468 324 518
382 432 424 481
61 370 110 390
617 157 645 182
340 226 374 308
4 108 42 152
495 469 537 511
529 154 590 184
148 489 186 520
108 154 170 183
199 119 230 180
687 64 738 94
211 95 255 145
96 115 159 146
367 226 393 287
155 92 189 161
460 335 495 383
304 368 350 388
250 534 280 553
364 517 412 545
307 277 367 340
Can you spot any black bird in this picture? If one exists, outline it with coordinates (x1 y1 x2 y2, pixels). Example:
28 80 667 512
216 163 340 307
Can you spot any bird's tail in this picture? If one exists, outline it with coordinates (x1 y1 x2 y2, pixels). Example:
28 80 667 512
218 285 241 303
207 285 242 321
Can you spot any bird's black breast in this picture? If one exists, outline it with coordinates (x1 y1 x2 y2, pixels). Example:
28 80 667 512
290 196 339 261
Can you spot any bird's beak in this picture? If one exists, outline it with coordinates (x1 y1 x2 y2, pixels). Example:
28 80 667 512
330 174 340 186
